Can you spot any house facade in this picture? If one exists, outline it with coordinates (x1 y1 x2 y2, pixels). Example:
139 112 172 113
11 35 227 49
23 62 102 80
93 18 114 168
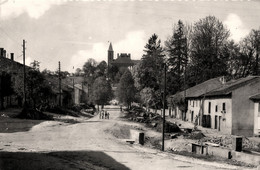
168 77 225 121
168 76 260 137
249 94 260 136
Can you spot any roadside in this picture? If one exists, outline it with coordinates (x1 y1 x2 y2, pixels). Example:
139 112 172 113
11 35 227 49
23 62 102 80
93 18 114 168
120 106 259 168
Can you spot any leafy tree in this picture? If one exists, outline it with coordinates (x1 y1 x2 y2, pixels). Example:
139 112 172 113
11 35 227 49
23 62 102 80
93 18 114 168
75 68 82 76
95 61 107 78
91 76 113 109
190 16 230 84
30 60 40 71
42 69 54 76
14 62 53 109
238 29 260 77
108 65 119 83
83 58 97 78
222 40 242 79
117 70 136 108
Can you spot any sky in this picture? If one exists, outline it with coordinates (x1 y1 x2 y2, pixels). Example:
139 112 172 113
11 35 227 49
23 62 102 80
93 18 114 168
0 0 259 73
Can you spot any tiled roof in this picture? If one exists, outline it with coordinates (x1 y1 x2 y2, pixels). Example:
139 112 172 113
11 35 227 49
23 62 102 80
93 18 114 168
250 94 260 101
205 76 260 97
169 77 224 100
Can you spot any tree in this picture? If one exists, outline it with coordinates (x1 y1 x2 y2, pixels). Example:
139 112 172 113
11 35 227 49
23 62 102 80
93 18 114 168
95 61 107 78
139 34 165 90
75 68 82 76
117 70 136 108
108 65 119 83
91 76 113 109
238 29 260 77
14 62 53 109
190 16 230 84
83 58 97 78
165 20 188 94
135 34 165 110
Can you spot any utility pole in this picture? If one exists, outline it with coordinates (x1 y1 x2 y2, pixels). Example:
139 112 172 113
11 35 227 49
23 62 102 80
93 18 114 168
23 39 26 107
58 61 61 106
162 63 166 151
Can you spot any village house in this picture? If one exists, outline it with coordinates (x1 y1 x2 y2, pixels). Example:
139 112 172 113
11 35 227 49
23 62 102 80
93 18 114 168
250 94 260 136
168 76 260 137
167 77 225 121
0 49 27 107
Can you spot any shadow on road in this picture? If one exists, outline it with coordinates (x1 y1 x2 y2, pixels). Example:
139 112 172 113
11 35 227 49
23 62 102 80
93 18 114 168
0 150 130 170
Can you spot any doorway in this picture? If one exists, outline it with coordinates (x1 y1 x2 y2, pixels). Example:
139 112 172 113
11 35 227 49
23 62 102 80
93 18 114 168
218 116 222 131
215 116 218 129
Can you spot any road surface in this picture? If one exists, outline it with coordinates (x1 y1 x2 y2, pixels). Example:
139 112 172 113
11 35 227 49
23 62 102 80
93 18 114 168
0 106 250 170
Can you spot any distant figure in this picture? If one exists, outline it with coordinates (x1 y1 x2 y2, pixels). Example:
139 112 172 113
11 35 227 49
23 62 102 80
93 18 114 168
99 111 101 119
105 111 108 119
107 112 110 119
101 110 104 119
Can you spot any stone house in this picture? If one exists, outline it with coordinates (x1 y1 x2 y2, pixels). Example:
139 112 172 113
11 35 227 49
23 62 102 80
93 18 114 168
168 76 260 137
250 94 260 136
167 77 224 121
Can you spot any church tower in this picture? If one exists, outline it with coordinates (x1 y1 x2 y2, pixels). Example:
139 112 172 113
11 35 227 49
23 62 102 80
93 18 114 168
108 42 114 68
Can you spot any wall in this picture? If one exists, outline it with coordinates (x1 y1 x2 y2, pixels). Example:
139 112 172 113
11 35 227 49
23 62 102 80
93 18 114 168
253 102 260 136
187 99 201 124
232 78 260 136
203 98 232 134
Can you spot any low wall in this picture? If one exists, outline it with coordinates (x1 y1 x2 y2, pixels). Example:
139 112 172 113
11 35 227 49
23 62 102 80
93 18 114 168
191 144 260 166
231 150 260 166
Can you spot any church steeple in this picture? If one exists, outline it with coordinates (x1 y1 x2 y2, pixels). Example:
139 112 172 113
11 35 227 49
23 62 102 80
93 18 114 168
108 42 113 52
108 42 114 69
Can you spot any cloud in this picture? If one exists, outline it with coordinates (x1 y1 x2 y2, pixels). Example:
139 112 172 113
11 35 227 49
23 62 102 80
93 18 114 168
224 13 250 42
0 0 65 19
68 30 145 72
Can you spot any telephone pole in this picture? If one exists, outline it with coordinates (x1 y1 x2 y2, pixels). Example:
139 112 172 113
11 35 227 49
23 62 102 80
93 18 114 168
58 61 61 106
162 63 166 151
23 39 26 107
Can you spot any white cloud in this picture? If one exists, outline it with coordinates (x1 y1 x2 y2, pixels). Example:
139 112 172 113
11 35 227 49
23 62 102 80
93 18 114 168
68 30 145 72
224 13 250 42
0 0 65 19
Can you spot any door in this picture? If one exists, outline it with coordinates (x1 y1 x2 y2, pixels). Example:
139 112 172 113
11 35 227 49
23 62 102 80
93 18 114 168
191 111 194 122
218 116 221 131
215 116 218 129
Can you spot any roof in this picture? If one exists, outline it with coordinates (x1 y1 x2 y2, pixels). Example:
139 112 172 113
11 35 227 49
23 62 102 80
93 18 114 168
169 77 224 100
108 43 113 51
249 94 260 101
205 76 260 97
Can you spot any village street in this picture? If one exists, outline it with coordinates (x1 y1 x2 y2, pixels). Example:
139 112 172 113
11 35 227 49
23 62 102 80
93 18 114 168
0 106 252 170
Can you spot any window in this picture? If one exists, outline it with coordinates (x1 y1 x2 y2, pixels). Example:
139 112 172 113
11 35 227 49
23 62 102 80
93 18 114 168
258 103 260 117
215 105 218 112
208 102 211 113
222 103 226 111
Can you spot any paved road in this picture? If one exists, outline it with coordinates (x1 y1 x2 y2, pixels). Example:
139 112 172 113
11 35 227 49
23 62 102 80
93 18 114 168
0 106 250 170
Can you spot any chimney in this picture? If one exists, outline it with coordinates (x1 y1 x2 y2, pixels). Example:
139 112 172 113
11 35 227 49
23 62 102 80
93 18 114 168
10 53 14 61
3 50 6 58
219 76 226 85
0 48 3 57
